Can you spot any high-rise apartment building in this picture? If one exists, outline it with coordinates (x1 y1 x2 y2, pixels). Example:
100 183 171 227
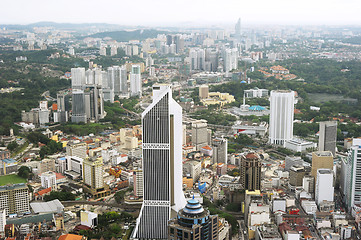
192 120 209 150
341 139 361 212
168 198 218 240
107 66 127 96
83 157 110 199
132 84 186 239
133 169 143 198
0 183 30 216
269 90 295 146
71 68 86 89
315 169 334 206
240 153 261 191
311 151 333 181
319 121 337 156
223 48 238 72
40 171 57 189
130 65 142 97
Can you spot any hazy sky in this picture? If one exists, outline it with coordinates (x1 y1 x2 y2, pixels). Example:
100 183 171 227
1 0 361 26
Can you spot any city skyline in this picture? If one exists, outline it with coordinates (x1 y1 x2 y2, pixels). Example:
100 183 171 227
1 0 361 26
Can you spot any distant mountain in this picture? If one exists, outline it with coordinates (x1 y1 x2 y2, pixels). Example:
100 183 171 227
84 29 169 42
0 22 124 31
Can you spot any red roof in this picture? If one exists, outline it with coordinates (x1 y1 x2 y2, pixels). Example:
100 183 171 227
58 234 83 240
35 187 51 196
202 145 212 150
55 172 65 180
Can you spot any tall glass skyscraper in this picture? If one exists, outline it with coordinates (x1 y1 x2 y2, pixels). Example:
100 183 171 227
132 84 186 239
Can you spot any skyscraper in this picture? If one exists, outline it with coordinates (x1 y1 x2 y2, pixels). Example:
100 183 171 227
130 65 142 97
71 67 86 89
212 137 228 164
240 153 262 191
269 90 295 146
318 121 337 156
132 84 186 239
192 119 208 150
71 90 87 123
235 18 241 41
341 138 361 212
84 85 104 121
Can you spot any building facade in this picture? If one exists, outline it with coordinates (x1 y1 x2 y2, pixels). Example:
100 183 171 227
318 121 337 156
269 90 294 146
132 85 186 239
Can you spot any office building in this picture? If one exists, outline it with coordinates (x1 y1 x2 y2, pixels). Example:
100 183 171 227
341 139 361 211
39 158 56 174
315 169 334 205
0 183 30 216
107 66 127 96
269 90 295 146
40 171 57 189
132 85 186 239
189 48 206 71
168 197 218 240
66 142 87 159
319 121 337 156
199 85 209 99
83 157 110 199
71 68 86 89
84 85 104 121
240 153 261 191
289 166 307 187
212 137 227 164
71 90 87 123
65 156 83 178
192 120 209 150
311 151 333 181
130 65 142 97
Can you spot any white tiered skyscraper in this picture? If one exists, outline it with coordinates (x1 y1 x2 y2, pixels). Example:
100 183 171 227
269 90 295 146
132 84 186 239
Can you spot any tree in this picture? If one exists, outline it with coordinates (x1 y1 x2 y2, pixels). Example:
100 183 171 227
7 141 18 152
18 166 31 179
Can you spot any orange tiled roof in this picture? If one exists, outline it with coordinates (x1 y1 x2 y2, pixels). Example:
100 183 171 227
35 187 52 196
58 234 83 240
55 172 65 180
202 145 212 150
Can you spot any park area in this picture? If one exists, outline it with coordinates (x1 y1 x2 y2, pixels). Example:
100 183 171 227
0 174 26 186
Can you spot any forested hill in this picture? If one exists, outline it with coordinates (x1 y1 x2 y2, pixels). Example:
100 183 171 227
84 29 169 42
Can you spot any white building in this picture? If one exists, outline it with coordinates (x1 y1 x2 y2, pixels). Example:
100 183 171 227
244 88 268 98
80 211 98 228
301 200 317 215
269 90 295 146
40 171 57 189
223 48 238 72
183 160 201 182
133 84 186 239
284 138 317 152
315 169 334 205
130 65 142 97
